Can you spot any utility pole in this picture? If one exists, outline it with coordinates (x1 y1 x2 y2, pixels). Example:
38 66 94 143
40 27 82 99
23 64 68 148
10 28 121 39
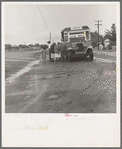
95 20 102 50
50 32 51 43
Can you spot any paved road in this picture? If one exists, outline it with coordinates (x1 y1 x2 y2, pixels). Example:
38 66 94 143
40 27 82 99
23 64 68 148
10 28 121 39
5 51 116 113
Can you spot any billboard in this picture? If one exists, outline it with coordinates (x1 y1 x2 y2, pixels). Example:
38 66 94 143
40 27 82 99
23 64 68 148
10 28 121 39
71 26 82 30
69 34 85 38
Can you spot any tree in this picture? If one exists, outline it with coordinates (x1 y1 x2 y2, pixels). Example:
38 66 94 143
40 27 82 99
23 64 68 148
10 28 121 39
5 44 11 49
35 43 40 47
91 31 103 47
28 44 34 47
40 44 43 48
104 23 116 45
40 44 48 49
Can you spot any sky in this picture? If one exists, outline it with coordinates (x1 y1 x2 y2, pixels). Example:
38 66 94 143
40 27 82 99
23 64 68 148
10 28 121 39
4 2 117 45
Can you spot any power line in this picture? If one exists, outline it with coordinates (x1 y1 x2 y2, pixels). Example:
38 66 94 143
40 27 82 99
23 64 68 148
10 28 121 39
37 5 49 32
95 20 102 50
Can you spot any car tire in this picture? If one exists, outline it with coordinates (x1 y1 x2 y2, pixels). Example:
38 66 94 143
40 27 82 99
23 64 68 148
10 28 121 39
90 51 93 61
70 57 73 62
67 52 72 62
87 50 93 61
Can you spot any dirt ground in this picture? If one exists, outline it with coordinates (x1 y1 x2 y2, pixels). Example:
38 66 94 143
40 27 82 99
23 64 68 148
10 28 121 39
5 49 116 113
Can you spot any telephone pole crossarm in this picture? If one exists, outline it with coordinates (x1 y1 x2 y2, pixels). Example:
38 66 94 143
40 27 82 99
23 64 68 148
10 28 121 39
95 20 102 22
95 24 102 25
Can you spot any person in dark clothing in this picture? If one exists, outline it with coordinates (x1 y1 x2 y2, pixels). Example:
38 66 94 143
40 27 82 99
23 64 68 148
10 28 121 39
54 42 61 61
60 40 67 62
47 41 51 61
49 46 51 61
49 43 56 62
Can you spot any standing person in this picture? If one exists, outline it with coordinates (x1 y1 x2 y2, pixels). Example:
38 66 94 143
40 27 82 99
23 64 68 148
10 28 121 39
40 45 47 63
47 41 51 49
54 42 60 61
54 43 57 61
57 42 61 60
49 43 56 62
60 39 67 62
49 45 51 61
47 41 51 61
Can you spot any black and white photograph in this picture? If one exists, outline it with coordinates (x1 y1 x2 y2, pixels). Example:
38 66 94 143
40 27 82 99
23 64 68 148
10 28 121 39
2 1 120 147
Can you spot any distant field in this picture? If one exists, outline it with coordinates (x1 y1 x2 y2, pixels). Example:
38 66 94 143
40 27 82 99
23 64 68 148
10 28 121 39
5 50 41 60
5 50 41 79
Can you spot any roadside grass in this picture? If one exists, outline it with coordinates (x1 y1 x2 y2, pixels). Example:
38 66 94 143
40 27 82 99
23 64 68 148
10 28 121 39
93 46 116 52
5 50 41 60
5 50 41 79
5 61 29 79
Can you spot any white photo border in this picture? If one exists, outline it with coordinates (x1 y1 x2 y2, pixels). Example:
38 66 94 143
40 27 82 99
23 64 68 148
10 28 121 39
2 1 120 147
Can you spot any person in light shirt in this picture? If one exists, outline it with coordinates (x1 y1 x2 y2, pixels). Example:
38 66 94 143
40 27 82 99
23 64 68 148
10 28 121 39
49 43 56 62
54 42 61 61
40 45 47 63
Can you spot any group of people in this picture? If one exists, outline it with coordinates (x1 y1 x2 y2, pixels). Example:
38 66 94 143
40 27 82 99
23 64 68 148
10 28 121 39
49 41 67 62
40 40 67 63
